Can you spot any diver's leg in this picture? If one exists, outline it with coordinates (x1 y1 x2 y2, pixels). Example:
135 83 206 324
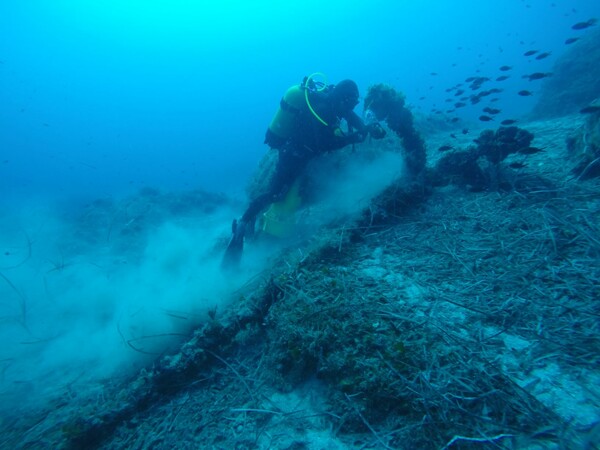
221 151 307 270
221 218 246 271
221 192 276 271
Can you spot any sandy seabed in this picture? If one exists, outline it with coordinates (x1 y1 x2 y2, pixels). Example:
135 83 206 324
2 114 599 449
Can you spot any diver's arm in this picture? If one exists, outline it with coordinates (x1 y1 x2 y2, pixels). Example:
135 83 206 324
331 126 367 149
346 110 386 141
345 110 367 134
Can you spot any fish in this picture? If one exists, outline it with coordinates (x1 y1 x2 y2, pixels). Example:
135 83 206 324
438 145 454 152
523 72 552 81
535 52 551 60
518 146 545 155
454 89 465 96
462 128 469 135
454 102 466 108
470 90 494 105
509 162 527 169
571 18 597 30
496 75 510 81
483 107 501 115
501 119 518 125
518 90 533 96
479 115 494 122
468 76 490 90
565 37 580 44
450 117 461 123
524 50 538 56
499 65 512 71
450 133 457 139
580 105 600 114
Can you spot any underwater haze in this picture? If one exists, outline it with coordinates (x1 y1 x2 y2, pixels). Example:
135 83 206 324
1 0 600 440
2 0 599 199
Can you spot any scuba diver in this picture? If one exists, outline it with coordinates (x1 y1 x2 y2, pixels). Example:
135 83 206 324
222 74 386 271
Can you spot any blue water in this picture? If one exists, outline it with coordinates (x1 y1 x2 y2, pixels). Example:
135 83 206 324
1 0 598 201
0 0 599 440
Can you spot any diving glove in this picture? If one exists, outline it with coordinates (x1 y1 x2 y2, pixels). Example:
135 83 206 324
368 122 386 139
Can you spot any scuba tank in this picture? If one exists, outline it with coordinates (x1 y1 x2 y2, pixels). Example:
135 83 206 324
265 73 329 148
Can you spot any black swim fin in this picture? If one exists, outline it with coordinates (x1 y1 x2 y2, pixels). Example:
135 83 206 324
221 219 245 271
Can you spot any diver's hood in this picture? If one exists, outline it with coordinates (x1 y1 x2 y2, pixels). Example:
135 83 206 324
330 79 360 112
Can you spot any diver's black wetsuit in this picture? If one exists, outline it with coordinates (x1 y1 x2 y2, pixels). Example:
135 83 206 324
241 91 367 225
222 81 368 270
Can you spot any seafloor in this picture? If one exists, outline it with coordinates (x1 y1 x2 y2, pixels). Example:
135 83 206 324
3 113 600 449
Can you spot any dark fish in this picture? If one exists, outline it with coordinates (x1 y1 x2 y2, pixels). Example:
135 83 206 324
483 107 501 115
518 146 545 155
430 72 438 76
565 37 580 45
571 18 597 30
468 76 490 90
580 105 600 114
454 102 467 108
462 128 469 135
501 119 518 125
535 52 551 60
438 145 453 152
450 117 461 123
496 75 510 81
499 65 512 71
509 162 527 169
454 89 465 96
419 96 426 100
524 50 538 56
450 133 457 139
470 90 494 106
523 72 552 81
479 115 494 122
518 90 534 96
